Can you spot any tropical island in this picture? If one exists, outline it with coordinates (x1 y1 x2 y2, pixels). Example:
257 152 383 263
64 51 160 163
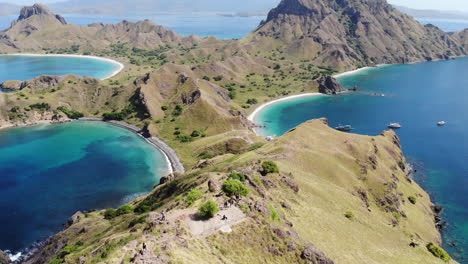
0 0 465 263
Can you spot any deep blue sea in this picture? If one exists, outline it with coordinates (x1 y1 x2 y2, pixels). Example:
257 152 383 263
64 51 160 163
254 58 468 262
0 55 120 82
0 121 169 254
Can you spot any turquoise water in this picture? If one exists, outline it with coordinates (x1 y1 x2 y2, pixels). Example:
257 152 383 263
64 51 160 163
0 55 120 83
255 58 468 262
0 121 169 253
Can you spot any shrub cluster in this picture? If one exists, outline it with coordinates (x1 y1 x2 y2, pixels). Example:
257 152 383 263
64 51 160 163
408 196 417 204
30 102 51 111
198 200 219 218
57 106 84 119
426 242 451 262
228 172 246 182
261 161 279 175
222 180 249 197
104 205 134 219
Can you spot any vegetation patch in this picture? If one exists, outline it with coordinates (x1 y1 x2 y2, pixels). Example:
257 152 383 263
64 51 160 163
228 172 247 182
222 180 249 196
57 106 84 119
198 200 220 219
426 242 451 262
408 196 417 204
261 161 279 175
185 188 203 205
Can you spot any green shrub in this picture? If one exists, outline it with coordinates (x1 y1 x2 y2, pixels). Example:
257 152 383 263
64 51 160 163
222 180 249 197
270 205 280 221
213 75 223 81
30 102 50 111
246 98 258 104
116 205 133 216
241 104 250 109
202 76 210 81
10 106 20 113
426 242 451 262
104 209 117 219
161 105 169 111
408 196 417 204
198 200 219 218
128 216 146 228
185 189 203 205
273 64 281 70
191 130 202 137
176 134 192 143
172 104 184 116
57 106 84 119
261 161 279 175
344 211 354 219
228 172 246 182
134 204 151 214
392 211 402 222
228 90 236 99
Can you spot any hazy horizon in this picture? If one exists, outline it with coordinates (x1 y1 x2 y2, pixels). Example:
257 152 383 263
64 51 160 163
2 0 468 13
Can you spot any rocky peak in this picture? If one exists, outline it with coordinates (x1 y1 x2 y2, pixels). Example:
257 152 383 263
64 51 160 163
17 3 66 25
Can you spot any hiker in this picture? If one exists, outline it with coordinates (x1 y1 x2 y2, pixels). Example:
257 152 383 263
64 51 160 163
222 215 228 221
161 211 166 221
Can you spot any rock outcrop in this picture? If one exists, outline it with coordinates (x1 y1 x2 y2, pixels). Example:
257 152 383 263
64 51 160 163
0 80 22 91
318 75 345 94
17 3 66 25
0 250 10 264
251 0 466 70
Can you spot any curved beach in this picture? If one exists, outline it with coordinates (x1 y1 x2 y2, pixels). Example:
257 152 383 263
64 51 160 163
1 53 124 80
247 93 323 123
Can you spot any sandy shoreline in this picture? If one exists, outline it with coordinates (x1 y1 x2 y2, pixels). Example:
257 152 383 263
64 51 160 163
0 53 125 80
247 93 323 122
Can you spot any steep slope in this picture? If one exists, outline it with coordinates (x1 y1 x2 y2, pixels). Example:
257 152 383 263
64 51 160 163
0 4 199 52
248 0 466 70
22 119 455 264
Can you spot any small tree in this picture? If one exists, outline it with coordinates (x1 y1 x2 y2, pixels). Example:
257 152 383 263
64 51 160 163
202 76 210 81
222 180 249 196
104 209 117 220
426 242 451 262
261 161 279 175
198 200 219 218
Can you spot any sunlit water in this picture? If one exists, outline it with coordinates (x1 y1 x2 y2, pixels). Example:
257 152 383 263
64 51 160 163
0 55 120 83
0 121 169 254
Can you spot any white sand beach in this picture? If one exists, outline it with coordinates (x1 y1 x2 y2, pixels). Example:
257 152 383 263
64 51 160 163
247 93 323 122
1 53 124 80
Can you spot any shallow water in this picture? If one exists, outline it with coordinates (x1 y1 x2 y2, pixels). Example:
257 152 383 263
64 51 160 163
0 55 120 83
255 58 468 262
0 121 169 253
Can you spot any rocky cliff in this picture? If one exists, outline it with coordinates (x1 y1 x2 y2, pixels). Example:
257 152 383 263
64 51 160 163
249 0 466 70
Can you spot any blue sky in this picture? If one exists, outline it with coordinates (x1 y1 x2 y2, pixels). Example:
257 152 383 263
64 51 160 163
6 0 468 13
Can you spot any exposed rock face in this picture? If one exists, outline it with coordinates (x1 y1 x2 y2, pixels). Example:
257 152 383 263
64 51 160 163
252 0 466 70
301 243 335 264
318 76 345 94
0 250 10 264
17 3 66 25
0 80 22 91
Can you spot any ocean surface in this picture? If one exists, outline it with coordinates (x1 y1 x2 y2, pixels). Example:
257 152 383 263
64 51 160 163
0 121 169 254
0 55 120 83
254 57 468 262
0 13 265 39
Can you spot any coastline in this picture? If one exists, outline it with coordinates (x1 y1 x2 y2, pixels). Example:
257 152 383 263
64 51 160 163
0 53 125 80
247 93 323 123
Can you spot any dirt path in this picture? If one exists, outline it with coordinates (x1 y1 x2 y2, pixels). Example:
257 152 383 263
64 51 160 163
169 206 247 237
